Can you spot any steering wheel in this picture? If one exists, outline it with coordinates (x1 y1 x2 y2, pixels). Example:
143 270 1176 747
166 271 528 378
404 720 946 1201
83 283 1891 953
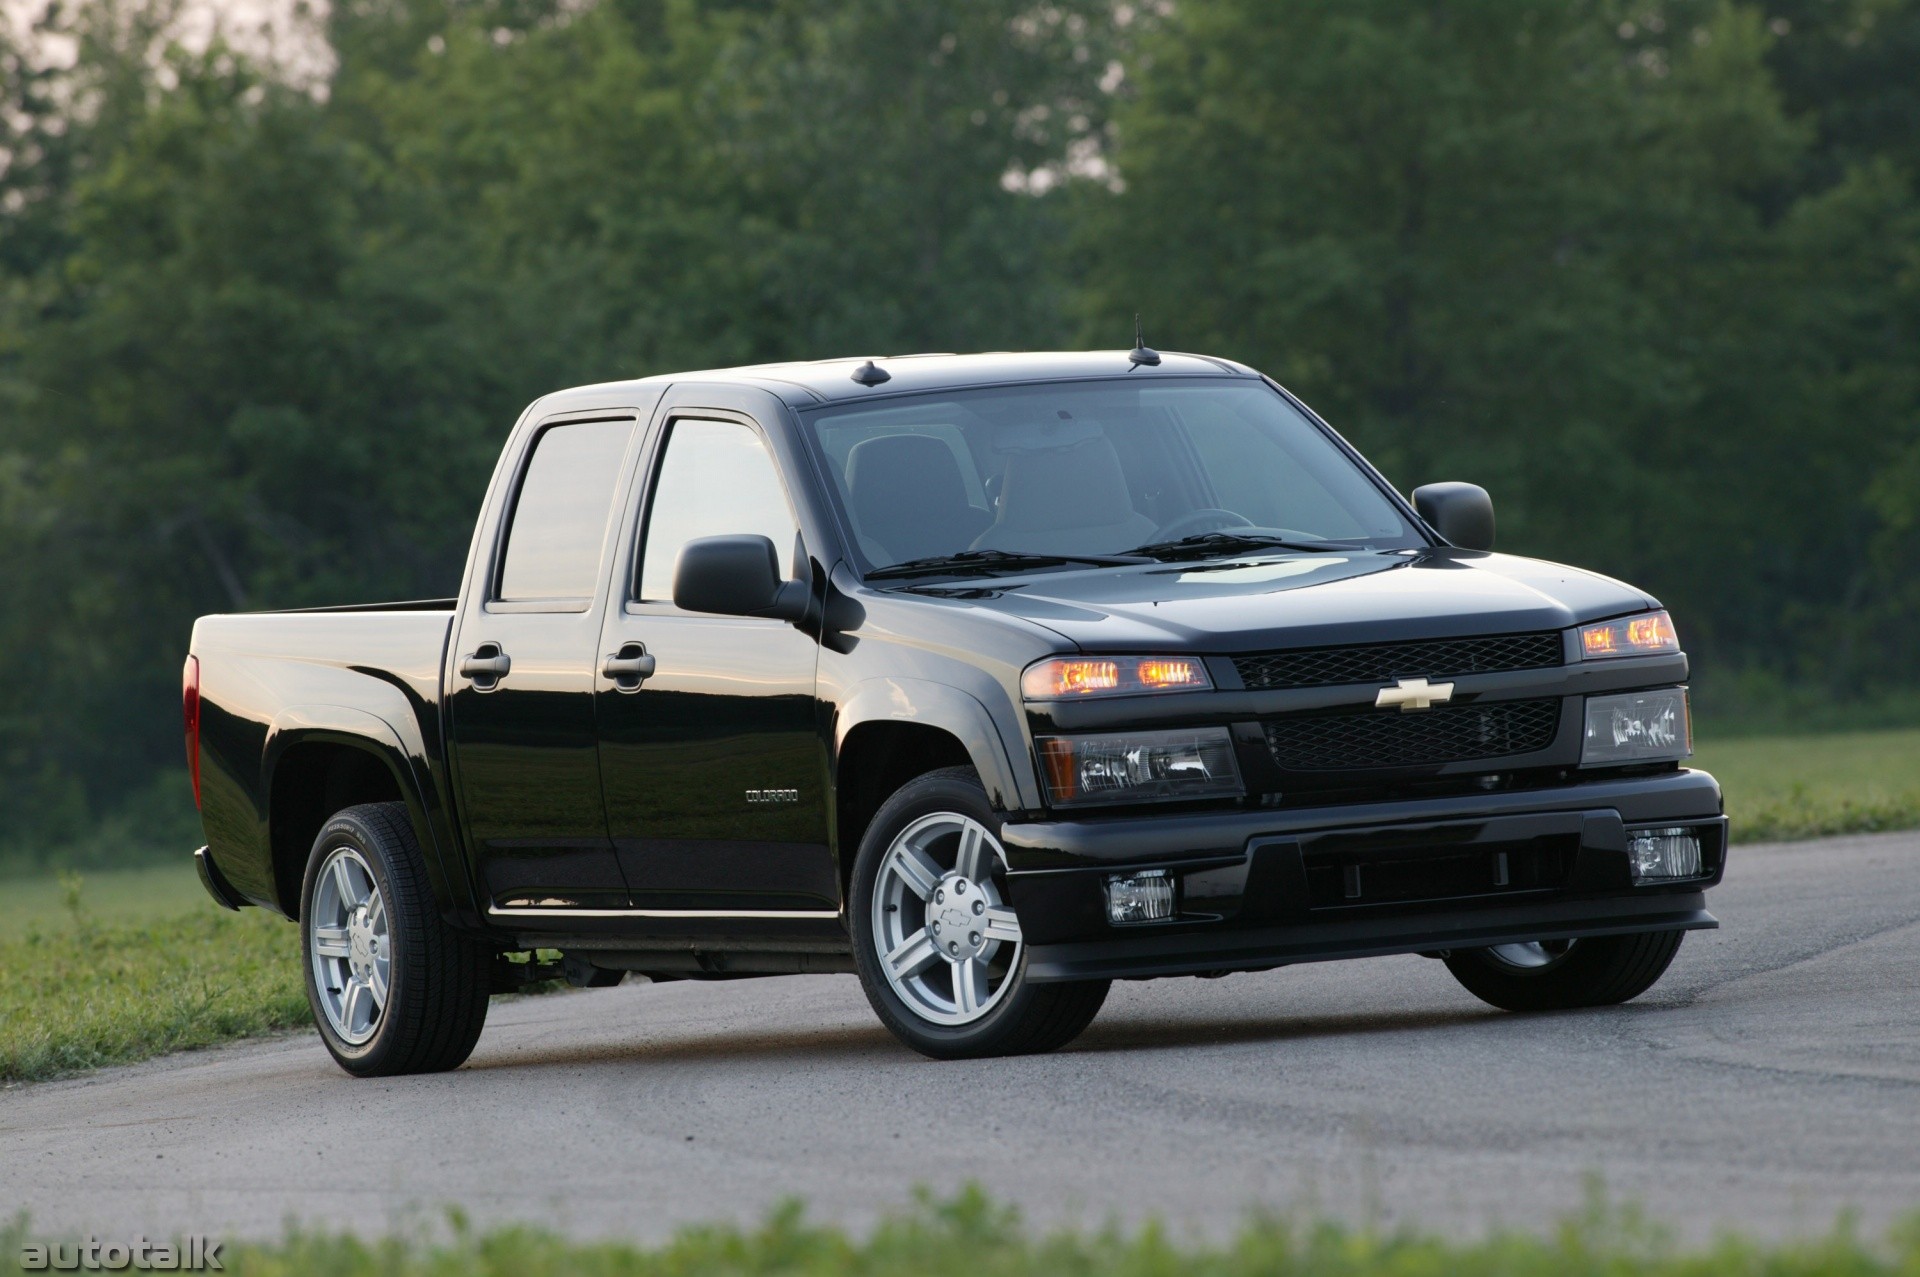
1149 508 1255 542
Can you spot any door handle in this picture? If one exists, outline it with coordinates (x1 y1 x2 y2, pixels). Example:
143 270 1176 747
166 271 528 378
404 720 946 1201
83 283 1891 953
603 643 656 693
459 643 511 691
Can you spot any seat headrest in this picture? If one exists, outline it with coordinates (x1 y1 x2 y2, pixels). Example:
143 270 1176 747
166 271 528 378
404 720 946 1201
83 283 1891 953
994 436 1138 532
847 434 971 512
846 434 988 564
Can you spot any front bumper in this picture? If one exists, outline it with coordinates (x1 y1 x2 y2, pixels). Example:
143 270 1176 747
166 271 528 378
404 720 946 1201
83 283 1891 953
1000 767 1725 983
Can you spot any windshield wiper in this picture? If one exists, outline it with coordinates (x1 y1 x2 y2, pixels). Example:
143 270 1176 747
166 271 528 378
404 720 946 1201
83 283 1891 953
1119 531 1363 561
866 548 1148 581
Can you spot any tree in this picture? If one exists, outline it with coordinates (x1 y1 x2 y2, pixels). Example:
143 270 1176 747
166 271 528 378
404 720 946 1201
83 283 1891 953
0 0 1117 856
1074 0 1919 685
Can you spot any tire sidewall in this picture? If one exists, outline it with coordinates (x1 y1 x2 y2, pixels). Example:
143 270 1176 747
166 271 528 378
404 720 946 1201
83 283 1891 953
1445 931 1682 1012
300 810 407 1073
849 770 1046 1055
1475 940 1580 980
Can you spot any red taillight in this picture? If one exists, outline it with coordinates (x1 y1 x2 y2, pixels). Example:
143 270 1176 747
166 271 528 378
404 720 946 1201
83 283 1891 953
183 654 202 810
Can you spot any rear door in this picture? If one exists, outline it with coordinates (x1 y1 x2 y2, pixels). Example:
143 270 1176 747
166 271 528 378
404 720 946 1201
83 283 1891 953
447 408 647 916
595 404 834 916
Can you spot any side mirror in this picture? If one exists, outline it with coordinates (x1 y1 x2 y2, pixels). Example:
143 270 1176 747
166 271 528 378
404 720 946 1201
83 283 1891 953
673 535 809 621
1411 482 1495 551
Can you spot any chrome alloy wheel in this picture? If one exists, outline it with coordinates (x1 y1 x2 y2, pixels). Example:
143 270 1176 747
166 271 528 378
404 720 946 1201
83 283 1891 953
309 845 390 1045
871 812 1023 1026
1486 939 1576 970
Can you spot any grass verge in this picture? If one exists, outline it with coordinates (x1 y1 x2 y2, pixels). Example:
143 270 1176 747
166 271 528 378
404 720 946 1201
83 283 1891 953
0 863 208 941
2 722 1913 1085
0 907 308 1085
4 1189 1919 1276
1692 726 1920 843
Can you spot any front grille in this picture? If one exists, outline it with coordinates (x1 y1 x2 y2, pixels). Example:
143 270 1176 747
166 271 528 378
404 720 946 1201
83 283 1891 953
1264 698 1561 771
1233 631 1562 691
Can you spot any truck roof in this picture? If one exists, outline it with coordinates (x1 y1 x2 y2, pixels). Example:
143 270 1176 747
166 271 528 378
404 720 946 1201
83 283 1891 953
531 349 1262 414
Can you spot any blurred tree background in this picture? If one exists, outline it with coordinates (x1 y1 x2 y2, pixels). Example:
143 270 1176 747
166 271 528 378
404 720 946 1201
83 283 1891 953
0 0 1914 866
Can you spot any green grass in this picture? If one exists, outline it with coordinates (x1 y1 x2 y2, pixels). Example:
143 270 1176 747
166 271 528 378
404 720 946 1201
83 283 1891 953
1 723 1913 1085
4 1189 1919 1277
1693 727 1920 843
0 906 308 1084
0 862 208 941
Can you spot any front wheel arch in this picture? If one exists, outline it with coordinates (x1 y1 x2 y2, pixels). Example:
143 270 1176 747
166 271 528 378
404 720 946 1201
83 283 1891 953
833 721 975 904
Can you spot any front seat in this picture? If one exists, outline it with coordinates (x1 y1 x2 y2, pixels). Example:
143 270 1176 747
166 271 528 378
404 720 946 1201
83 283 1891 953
972 436 1156 555
847 434 991 565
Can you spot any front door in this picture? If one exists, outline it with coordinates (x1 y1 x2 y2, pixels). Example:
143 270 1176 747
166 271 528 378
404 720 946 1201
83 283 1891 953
596 413 834 915
448 412 641 914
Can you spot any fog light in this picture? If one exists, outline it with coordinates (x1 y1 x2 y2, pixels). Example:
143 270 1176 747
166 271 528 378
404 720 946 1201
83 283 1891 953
1105 870 1176 924
1629 827 1702 882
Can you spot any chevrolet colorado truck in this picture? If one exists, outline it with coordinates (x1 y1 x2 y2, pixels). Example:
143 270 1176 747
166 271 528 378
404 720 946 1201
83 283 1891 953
185 350 1725 1077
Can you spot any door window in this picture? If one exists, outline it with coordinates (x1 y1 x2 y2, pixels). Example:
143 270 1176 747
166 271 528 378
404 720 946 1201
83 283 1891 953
496 419 633 603
637 419 798 602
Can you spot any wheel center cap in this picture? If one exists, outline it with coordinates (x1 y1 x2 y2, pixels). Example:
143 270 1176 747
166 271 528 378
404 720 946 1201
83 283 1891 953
347 909 374 974
926 876 987 961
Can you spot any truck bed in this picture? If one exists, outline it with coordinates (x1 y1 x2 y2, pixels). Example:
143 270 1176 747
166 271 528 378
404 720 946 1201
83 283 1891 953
188 603 460 916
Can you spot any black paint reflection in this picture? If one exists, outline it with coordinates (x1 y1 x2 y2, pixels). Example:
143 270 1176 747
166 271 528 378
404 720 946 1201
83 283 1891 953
448 610 627 910
598 615 835 912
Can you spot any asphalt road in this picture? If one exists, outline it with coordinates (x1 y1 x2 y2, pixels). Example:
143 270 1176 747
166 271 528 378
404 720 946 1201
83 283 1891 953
4 831 1918 1245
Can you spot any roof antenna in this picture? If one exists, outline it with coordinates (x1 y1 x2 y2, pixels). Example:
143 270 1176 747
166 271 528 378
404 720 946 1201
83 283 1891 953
850 359 891 387
1128 315 1162 368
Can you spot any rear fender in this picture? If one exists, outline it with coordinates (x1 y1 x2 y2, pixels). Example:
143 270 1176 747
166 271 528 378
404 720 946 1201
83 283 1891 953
262 706 477 928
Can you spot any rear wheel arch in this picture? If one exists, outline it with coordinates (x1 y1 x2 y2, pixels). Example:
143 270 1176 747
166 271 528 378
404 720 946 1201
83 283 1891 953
268 735 419 919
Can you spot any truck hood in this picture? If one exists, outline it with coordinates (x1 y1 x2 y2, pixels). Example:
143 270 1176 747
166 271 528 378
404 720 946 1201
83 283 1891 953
950 549 1657 653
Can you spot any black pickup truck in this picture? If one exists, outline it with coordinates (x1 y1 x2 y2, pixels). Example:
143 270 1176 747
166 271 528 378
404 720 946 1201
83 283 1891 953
185 350 1725 1076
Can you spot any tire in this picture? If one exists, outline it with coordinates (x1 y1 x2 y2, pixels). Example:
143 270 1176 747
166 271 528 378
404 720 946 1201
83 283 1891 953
1443 930 1685 1013
300 802 491 1076
850 767 1109 1060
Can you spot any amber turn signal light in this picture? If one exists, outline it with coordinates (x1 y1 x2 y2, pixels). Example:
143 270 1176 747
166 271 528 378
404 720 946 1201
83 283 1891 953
1578 610 1679 660
1022 655 1213 700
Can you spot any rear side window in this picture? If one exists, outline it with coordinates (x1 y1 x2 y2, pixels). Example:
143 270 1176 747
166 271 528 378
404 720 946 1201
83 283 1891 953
637 419 798 602
496 419 633 602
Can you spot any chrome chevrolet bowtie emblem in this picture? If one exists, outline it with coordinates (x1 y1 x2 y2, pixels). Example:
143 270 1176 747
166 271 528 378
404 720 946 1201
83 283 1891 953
1375 676 1455 711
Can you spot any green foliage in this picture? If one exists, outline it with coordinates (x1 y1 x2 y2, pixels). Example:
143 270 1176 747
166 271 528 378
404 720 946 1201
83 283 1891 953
4 1187 1920 1276
0 906 309 1083
0 0 1120 855
1076 0 1920 690
1 0 1917 856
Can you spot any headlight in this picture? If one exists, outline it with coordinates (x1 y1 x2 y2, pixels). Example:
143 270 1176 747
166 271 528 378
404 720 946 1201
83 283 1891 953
1581 688 1692 766
1579 610 1679 659
1022 655 1212 700
1037 727 1243 806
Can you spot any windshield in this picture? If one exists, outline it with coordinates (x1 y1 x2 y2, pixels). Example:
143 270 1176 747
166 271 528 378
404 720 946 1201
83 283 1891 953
803 378 1422 576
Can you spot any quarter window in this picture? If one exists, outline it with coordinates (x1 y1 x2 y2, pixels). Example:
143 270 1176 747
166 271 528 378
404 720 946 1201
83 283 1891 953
496 419 634 602
637 419 798 602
